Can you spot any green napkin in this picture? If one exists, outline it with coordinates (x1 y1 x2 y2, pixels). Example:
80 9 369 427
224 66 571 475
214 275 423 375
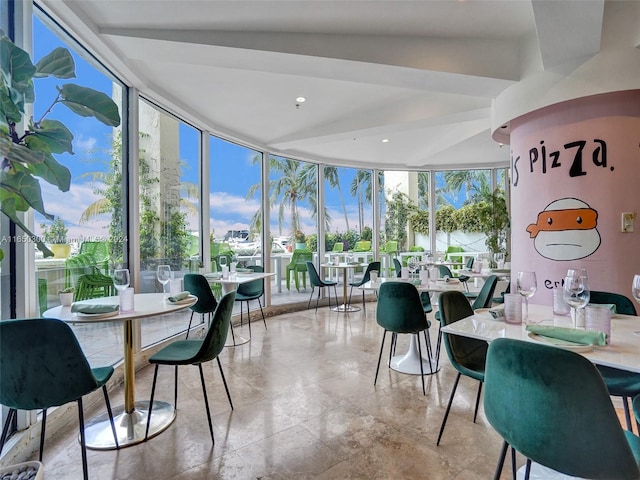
168 291 190 303
526 325 607 346
587 303 617 314
348 261 360 265
71 303 119 314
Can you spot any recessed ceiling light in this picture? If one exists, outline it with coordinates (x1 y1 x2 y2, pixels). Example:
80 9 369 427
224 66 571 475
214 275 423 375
382 138 390 143
296 97 306 103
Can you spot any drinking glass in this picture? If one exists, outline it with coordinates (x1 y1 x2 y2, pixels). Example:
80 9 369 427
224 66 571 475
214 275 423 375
632 275 640 304
563 272 590 327
113 268 130 292
516 271 537 320
156 265 171 300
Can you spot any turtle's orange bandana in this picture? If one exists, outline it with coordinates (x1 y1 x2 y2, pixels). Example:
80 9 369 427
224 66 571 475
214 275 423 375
526 208 597 238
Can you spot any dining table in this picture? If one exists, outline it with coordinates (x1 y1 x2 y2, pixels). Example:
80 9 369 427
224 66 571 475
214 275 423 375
320 262 368 313
360 277 465 376
43 292 197 449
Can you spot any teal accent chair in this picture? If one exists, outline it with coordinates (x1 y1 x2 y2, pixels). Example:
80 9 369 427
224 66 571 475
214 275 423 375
590 291 640 432
306 261 338 311
437 291 487 446
438 264 454 279
457 257 474 291
145 291 236 444
286 249 313 291
348 261 380 307
484 337 640 480
374 282 431 395
235 265 267 338
393 257 402 277
183 273 219 340
0 318 118 480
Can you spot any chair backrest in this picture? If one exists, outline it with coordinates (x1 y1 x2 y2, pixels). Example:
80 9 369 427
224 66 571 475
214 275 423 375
195 291 236 362
385 240 398 254
438 265 454 279
484 337 640 479
306 261 324 287
78 241 110 270
332 242 344 252
420 292 433 313
362 261 381 283
465 257 474 270
354 240 371 252
590 290 637 315
0 318 100 410
444 245 464 263
471 275 498 309
184 273 218 314
393 258 402 277
409 245 424 252
236 265 264 297
376 282 428 334
289 249 313 268
439 291 488 373
64 253 100 289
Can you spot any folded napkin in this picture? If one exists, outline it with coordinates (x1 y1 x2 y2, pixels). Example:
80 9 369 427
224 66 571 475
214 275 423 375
488 306 505 320
71 303 119 314
587 303 617 314
526 325 607 346
168 291 191 303
348 261 360 265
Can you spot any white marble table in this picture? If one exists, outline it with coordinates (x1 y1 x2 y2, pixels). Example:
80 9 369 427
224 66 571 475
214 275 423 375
43 293 197 449
321 262 368 312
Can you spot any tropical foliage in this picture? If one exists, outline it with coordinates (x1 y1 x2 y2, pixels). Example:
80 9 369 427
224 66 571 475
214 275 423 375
40 216 68 244
0 31 120 256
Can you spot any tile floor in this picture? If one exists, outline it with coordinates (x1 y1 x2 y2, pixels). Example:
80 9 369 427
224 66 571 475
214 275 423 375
31 298 533 480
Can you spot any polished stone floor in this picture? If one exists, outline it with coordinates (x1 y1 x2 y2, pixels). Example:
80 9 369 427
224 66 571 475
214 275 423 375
30 298 535 480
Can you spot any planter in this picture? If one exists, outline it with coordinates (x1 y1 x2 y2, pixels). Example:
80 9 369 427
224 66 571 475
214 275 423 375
0 461 44 480
59 292 74 306
50 244 71 258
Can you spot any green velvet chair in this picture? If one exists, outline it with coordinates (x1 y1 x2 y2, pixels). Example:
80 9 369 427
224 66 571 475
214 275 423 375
145 291 236 444
0 318 118 480
235 265 267 338
437 290 487 445
286 249 313 291
348 261 380 307
183 273 220 340
374 282 431 395
484 337 640 480
306 261 338 311
590 290 640 432
457 257 474 291
393 257 403 278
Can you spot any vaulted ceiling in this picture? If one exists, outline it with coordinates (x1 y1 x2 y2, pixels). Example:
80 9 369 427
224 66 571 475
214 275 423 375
40 0 609 170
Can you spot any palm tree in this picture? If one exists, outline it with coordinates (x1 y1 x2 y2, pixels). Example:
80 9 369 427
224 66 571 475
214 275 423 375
350 170 384 231
324 166 349 231
439 169 491 205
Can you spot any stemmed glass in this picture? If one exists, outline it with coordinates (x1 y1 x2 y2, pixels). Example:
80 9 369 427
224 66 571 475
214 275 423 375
407 257 419 280
156 265 171 300
113 268 130 292
516 271 537 320
563 271 590 328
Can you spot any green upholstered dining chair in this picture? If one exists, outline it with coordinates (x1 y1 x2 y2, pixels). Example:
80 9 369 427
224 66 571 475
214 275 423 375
438 264 454 279
436 290 487 445
457 257 474 291
306 261 338 311
393 257 403 278
183 273 221 340
590 290 640 432
235 265 267 339
145 291 236 444
286 249 313 291
374 281 431 395
348 261 380 307
0 318 118 480
484 337 640 480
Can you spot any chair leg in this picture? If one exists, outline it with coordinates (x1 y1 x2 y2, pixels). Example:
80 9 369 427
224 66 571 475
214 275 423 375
77 398 89 480
524 458 532 480
145 365 160 440
423 330 433 375
245 300 252 340
102 385 119 449
198 364 215 444
258 297 266 329
435 323 442 369
437 372 461 445
186 311 195 339
415 333 426 396
308 287 315 309
374 330 388 386
511 446 517 480
492 440 509 480
347 285 354 306
473 381 483 423
315 288 321 311
623 396 633 430
229 322 236 344
217 357 233 410
39 408 47 461
174 365 179 406
0 409 17 456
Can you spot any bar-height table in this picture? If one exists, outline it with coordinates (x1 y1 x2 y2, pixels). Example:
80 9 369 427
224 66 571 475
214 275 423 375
321 262 368 312
43 292 197 449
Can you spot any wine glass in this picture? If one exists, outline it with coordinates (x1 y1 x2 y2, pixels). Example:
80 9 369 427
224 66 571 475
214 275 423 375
407 257 419 279
113 268 130 292
563 272 590 328
156 265 171 300
516 271 537 320
632 275 640 304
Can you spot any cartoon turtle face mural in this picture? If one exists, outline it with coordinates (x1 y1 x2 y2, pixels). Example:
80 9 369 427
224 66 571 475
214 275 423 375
526 197 601 261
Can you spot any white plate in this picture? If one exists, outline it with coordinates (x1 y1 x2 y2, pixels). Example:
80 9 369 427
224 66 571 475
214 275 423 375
527 332 593 352
235 271 255 275
205 273 222 279
74 309 119 320
168 295 196 305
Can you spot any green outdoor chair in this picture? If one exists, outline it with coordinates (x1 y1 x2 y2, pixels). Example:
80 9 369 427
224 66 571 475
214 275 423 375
78 241 111 273
286 249 313 291
65 253 115 301
332 242 344 253
353 240 371 252
0 318 118 480
484 337 640 480
145 291 236 444
383 240 398 257
444 245 464 267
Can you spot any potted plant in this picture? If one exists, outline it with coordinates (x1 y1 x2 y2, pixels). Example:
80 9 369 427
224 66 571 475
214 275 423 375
41 217 70 258
294 230 306 249
58 286 75 306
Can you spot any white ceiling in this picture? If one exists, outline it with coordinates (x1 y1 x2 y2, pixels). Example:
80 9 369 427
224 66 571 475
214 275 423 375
39 0 608 170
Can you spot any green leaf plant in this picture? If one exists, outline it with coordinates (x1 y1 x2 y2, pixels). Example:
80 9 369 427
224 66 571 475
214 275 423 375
1 31 121 257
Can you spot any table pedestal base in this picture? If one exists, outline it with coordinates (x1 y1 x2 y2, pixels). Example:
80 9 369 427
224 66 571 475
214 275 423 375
516 463 584 479
389 336 438 375
225 333 250 347
84 400 175 450
331 303 361 313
